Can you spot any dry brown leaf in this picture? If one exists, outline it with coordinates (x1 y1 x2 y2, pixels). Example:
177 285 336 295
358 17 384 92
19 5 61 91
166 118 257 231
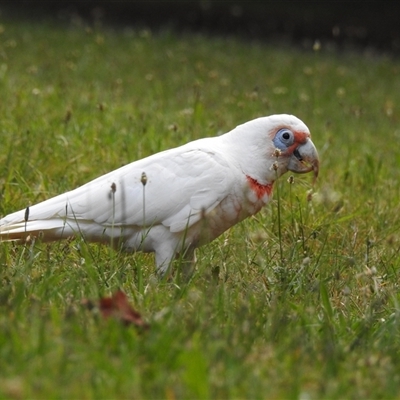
84 290 149 329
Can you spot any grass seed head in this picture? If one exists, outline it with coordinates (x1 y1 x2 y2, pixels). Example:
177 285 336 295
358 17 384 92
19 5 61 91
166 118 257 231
64 108 72 123
273 148 282 157
141 172 147 186
24 207 29 222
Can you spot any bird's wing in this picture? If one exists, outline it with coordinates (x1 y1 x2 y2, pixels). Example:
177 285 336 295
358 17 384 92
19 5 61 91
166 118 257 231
1 145 236 234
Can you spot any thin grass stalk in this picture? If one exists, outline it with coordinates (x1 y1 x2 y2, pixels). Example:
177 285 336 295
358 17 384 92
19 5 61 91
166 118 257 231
272 152 284 265
24 206 29 233
110 182 116 250
137 172 148 293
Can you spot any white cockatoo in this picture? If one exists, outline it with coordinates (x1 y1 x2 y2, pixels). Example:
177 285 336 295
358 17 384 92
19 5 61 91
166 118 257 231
0 114 319 277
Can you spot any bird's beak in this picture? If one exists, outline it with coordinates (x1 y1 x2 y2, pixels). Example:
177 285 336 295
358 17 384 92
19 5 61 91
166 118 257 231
288 139 319 181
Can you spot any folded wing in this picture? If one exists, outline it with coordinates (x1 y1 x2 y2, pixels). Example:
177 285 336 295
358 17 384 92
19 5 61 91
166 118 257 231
0 145 235 239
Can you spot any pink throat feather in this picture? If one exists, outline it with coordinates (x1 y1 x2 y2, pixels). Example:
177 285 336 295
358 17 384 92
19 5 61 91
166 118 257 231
246 176 274 199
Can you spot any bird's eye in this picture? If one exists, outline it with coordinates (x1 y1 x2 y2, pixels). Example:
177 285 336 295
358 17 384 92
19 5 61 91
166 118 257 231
278 129 293 143
273 128 294 150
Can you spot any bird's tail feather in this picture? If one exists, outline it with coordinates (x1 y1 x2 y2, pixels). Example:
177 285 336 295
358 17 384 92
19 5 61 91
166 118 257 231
0 218 111 244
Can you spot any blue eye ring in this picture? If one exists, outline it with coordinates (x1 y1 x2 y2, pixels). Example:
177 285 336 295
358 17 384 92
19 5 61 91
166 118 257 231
273 128 294 150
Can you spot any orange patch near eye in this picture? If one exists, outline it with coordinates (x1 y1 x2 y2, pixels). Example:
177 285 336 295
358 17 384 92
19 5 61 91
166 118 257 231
293 130 310 144
246 176 274 199
284 130 311 155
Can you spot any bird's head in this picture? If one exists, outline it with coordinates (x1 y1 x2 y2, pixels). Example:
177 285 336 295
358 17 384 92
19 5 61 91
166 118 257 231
269 114 319 181
227 114 319 185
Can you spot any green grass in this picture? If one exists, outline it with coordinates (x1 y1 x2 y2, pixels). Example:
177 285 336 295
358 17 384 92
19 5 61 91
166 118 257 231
1 15 400 399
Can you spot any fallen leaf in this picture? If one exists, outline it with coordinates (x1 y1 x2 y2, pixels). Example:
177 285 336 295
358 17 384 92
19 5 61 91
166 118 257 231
84 290 149 329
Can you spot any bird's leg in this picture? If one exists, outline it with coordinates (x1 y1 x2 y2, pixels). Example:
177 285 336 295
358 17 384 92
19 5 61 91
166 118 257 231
155 250 175 280
154 245 196 282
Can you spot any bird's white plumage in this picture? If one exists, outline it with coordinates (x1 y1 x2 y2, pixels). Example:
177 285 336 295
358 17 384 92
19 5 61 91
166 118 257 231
1 141 235 231
0 114 319 277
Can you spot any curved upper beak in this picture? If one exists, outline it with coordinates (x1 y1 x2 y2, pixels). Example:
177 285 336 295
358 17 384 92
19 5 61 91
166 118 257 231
288 138 319 181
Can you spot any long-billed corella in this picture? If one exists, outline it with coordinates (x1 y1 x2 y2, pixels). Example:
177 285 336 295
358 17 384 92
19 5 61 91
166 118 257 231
0 114 319 277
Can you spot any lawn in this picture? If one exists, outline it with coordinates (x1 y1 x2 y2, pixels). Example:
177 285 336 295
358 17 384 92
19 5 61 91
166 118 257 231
1 15 400 399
